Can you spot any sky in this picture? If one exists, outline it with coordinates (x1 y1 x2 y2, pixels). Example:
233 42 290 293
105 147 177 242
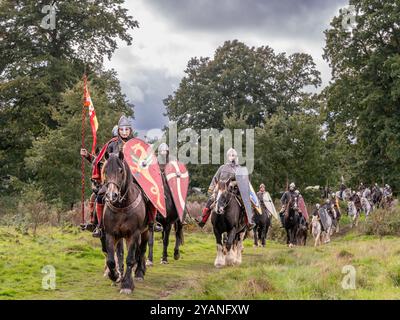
104 0 349 136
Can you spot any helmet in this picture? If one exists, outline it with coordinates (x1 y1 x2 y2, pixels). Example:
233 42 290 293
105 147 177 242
331 192 336 198
289 182 295 190
112 125 118 137
385 184 390 188
226 148 238 165
325 199 330 204
259 183 265 189
158 142 169 154
316 204 320 209
118 115 131 130
295 190 300 195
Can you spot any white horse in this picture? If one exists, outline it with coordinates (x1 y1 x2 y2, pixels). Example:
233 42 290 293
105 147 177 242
311 215 322 247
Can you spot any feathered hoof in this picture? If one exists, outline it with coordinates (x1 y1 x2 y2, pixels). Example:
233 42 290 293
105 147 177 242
120 288 132 295
160 259 168 265
146 259 153 267
134 277 144 282
288 243 294 248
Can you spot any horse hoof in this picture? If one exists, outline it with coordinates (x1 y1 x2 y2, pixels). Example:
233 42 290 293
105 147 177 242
288 243 293 248
146 260 153 267
253 244 258 248
160 260 168 265
134 277 144 282
120 289 132 295
174 254 180 260
214 263 224 268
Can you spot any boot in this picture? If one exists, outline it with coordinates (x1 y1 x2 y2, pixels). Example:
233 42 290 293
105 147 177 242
148 206 163 232
197 207 211 228
92 202 104 238
244 215 256 231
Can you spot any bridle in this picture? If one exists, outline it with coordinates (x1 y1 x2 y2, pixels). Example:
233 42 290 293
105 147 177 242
104 157 142 213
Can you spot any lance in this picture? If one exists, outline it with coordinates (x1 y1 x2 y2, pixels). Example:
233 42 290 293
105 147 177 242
81 73 87 225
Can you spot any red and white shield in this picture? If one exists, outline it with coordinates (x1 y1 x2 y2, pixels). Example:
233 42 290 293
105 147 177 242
165 161 189 222
123 138 166 217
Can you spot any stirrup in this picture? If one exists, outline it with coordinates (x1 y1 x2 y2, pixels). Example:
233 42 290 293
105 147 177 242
92 227 102 238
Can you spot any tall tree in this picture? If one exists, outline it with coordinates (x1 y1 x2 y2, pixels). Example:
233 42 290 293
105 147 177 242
164 40 321 131
0 0 138 182
323 0 400 189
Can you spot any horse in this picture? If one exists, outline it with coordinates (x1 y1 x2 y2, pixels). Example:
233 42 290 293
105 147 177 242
296 214 308 246
147 174 184 265
253 202 271 248
346 192 361 228
212 179 247 268
283 195 300 248
371 187 383 209
311 215 322 247
102 151 149 294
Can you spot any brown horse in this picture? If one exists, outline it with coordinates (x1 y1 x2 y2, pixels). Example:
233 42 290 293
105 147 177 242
103 151 149 294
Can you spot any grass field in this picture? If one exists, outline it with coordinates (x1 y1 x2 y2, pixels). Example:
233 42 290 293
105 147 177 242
0 219 399 300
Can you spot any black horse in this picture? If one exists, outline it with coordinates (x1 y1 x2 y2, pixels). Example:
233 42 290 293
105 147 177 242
283 195 300 247
372 187 383 209
253 205 271 248
102 151 149 294
212 179 247 267
147 174 184 265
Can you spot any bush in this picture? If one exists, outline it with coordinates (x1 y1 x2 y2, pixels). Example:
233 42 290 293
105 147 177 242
363 205 400 237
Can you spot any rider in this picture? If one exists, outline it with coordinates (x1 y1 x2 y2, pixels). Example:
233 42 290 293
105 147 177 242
279 182 297 228
257 183 268 219
80 124 119 233
197 148 255 230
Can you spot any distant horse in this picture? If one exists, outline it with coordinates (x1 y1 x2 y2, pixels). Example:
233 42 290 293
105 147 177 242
283 195 300 248
311 215 322 247
102 152 149 294
147 174 184 265
296 214 308 246
371 187 383 209
212 179 247 267
253 203 271 248
346 192 362 228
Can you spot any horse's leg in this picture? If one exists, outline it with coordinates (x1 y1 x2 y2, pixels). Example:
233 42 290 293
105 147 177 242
146 227 154 267
253 225 259 247
225 227 237 266
214 230 225 268
174 220 183 260
120 233 139 294
105 234 119 283
286 227 290 246
135 230 149 281
116 239 124 282
100 232 109 277
161 223 172 264
261 224 267 247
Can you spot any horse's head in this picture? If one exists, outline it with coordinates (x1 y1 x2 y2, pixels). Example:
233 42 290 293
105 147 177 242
216 179 235 214
103 151 127 204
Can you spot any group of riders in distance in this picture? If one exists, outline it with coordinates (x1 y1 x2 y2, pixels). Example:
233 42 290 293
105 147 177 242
79 115 395 293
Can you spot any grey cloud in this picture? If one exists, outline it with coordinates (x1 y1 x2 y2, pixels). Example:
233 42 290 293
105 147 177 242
146 0 348 39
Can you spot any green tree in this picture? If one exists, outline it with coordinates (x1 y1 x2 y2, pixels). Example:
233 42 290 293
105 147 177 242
323 0 400 190
253 108 334 198
164 40 321 130
0 0 138 182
